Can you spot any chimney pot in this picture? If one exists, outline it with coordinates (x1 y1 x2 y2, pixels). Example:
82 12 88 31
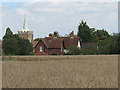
54 32 57 37
49 33 52 38
70 31 74 37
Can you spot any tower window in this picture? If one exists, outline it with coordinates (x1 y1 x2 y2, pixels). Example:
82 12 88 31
40 46 42 51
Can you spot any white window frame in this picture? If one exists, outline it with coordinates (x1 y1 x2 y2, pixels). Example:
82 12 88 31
40 46 42 51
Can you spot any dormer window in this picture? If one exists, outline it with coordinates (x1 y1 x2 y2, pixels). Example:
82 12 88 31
40 46 42 51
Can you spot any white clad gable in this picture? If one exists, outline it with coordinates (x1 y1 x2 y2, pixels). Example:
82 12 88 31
77 40 81 49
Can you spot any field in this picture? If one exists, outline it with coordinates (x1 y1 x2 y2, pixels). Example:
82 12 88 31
2 55 118 88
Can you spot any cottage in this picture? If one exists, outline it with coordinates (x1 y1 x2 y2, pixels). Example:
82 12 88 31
18 14 33 44
34 31 82 55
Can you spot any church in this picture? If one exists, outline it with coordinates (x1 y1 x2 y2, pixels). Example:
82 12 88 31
18 14 33 44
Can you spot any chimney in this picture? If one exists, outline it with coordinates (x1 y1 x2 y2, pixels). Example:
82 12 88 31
49 33 52 38
70 31 74 37
54 32 57 38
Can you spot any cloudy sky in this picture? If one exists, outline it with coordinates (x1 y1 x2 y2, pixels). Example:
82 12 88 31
0 0 119 39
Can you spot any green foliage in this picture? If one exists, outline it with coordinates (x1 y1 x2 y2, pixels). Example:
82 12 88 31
98 33 120 54
66 45 98 55
2 29 18 55
93 29 110 42
2 28 33 55
77 21 110 43
3 27 13 39
67 33 120 55
84 44 98 55
2 38 19 55
5 27 13 35
77 20 93 43
77 20 119 54
67 45 81 55
16 35 33 55
34 38 40 41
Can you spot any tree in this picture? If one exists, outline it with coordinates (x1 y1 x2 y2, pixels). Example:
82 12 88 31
93 29 110 41
34 38 40 41
2 28 33 55
3 27 13 39
2 38 19 55
77 20 93 43
2 29 19 55
98 33 120 54
17 37 33 55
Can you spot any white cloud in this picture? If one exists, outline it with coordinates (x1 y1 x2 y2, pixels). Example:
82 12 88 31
1 2 118 39
24 0 119 2
33 8 63 12
16 8 30 15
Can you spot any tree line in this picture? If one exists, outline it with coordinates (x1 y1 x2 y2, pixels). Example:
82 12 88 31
67 20 120 55
2 20 120 55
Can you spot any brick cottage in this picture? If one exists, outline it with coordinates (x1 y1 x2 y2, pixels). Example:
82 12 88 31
34 31 82 55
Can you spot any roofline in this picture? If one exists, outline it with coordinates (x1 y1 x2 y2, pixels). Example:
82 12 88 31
34 38 46 48
34 36 82 48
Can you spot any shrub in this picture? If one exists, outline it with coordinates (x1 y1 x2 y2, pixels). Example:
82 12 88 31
52 53 58 55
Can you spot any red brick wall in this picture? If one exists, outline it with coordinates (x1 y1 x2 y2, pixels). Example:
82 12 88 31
35 40 47 54
35 40 64 55
47 48 64 55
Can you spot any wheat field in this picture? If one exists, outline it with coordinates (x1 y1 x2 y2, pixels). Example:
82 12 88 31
2 55 118 88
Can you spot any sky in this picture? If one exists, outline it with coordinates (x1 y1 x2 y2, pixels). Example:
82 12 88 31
0 0 119 39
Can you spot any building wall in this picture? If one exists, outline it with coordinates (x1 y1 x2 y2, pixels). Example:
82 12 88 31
35 40 64 55
18 31 33 43
47 48 63 55
35 40 47 54
35 41 40 54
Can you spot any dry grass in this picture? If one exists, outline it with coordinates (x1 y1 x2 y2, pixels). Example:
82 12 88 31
2 55 118 88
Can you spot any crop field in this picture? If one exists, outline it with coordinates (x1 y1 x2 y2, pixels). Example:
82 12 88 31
2 55 118 88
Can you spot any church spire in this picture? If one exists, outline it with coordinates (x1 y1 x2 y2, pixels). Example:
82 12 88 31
23 14 28 31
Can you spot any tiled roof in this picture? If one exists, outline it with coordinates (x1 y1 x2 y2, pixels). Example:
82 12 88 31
41 38 63 48
40 36 80 49
33 41 38 47
63 37 80 49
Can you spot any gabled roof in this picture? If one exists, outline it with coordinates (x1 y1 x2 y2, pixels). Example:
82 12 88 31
63 37 80 49
41 38 63 48
33 41 38 47
39 36 81 49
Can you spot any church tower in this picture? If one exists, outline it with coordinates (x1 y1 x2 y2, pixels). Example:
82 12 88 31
18 14 33 43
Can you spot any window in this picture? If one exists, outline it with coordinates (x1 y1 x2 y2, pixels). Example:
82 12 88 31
40 46 42 51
